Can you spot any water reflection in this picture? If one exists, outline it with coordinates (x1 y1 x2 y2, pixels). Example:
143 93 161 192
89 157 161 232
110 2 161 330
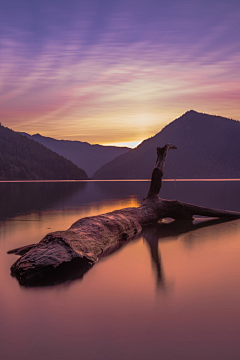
15 216 240 288
142 218 240 293
2 180 240 221
0 182 87 220
1 181 240 360
3 180 240 288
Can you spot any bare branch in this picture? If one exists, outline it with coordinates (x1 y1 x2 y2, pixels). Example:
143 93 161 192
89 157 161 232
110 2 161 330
8 144 240 286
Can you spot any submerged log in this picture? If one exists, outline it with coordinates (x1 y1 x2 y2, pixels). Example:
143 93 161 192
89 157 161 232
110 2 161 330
8 144 240 286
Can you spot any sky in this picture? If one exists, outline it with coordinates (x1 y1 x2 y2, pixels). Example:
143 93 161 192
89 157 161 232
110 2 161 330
1 0 240 147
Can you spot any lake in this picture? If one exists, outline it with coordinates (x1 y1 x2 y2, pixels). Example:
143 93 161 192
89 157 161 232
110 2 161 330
1 180 240 360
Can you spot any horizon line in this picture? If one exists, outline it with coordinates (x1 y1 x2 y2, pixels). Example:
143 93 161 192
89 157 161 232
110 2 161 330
1 179 240 183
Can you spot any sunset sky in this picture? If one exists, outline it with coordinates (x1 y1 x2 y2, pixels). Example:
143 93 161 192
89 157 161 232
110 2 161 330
1 0 240 147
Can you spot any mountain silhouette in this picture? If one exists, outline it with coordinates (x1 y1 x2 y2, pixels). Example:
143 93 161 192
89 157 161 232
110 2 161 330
0 125 87 180
20 133 130 177
92 110 240 179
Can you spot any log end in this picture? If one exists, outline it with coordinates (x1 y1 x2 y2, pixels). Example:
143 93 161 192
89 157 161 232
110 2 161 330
11 256 93 287
10 235 93 286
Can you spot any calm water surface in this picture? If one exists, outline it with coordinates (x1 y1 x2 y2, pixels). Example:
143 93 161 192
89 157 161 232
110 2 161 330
1 180 240 360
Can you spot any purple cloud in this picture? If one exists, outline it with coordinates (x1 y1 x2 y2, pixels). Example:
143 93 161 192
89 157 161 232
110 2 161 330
0 0 240 144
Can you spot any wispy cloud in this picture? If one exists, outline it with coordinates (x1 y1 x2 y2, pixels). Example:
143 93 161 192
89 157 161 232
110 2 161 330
0 0 240 144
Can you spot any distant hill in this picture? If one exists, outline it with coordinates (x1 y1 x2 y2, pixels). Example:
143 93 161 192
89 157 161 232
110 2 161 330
0 125 87 180
93 110 240 179
20 133 130 177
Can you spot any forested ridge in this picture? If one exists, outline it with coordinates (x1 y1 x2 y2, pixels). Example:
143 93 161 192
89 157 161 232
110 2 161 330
20 132 129 178
93 110 240 179
0 124 87 180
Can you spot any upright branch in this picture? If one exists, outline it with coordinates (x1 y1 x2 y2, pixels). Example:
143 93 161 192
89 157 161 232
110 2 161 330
146 144 177 198
8 144 240 286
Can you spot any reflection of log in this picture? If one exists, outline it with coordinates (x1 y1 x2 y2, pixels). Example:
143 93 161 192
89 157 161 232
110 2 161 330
8 144 240 286
142 217 236 292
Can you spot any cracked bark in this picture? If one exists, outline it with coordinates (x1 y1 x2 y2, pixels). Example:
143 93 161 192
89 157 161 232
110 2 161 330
8 144 240 286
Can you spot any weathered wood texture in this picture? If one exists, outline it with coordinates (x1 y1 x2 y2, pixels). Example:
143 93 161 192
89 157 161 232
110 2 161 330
9 144 240 285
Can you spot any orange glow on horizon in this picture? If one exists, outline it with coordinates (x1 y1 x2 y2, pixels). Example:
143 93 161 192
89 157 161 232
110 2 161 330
1 38 239 144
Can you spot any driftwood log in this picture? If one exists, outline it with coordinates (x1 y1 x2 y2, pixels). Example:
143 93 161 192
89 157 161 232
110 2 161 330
9 144 240 286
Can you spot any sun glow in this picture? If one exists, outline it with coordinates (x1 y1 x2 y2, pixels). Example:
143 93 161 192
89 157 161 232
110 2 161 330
102 140 143 148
